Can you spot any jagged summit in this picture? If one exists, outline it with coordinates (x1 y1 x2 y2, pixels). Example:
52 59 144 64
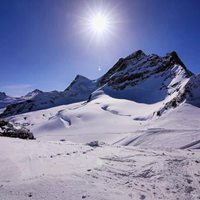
166 51 193 76
96 50 193 104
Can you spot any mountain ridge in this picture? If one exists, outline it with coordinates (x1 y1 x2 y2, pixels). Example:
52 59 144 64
0 50 199 117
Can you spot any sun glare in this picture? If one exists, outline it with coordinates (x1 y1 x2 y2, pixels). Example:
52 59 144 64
78 2 122 45
79 5 119 42
89 13 109 34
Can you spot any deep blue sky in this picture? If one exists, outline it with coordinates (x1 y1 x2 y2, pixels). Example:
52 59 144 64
0 0 200 96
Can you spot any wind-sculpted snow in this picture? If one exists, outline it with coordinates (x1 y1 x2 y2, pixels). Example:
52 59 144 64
0 138 199 200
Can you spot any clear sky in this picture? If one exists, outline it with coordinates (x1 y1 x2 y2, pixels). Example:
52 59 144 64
0 0 200 96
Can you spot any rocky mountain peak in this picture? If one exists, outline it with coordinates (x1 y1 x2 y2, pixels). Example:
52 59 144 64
166 51 193 77
95 50 194 104
99 50 192 89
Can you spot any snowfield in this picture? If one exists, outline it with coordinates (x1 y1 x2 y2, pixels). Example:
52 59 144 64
6 94 200 149
0 137 200 200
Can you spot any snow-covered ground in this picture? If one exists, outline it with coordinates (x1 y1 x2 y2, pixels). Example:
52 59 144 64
6 94 200 149
117 103 200 149
6 94 163 143
0 137 200 200
2 92 200 200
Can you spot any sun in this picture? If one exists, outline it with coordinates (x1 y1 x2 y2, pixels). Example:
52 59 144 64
78 2 122 43
89 13 109 35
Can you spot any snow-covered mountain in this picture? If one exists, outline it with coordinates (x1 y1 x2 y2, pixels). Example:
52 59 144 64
1 75 97 116
95 50 192 104
0 92 24 109
63 75 97 102
1 50 196 117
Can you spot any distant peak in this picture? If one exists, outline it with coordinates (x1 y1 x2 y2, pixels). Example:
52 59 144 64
0 92 7 99
64 75 92 92
24 89 43 98
28 89 43 94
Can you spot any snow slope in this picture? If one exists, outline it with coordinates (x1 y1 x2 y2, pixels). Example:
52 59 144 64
6 94 200 149
0 137 199 200
117 103 200 149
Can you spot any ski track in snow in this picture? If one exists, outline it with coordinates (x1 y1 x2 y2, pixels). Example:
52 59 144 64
0 138 200 200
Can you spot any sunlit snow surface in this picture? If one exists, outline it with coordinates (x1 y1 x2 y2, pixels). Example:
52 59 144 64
1 92 200 200
6 94 200 149
0 137 199 200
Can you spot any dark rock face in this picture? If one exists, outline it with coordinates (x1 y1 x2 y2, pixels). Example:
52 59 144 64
0 120 34 140
0 92 7 100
